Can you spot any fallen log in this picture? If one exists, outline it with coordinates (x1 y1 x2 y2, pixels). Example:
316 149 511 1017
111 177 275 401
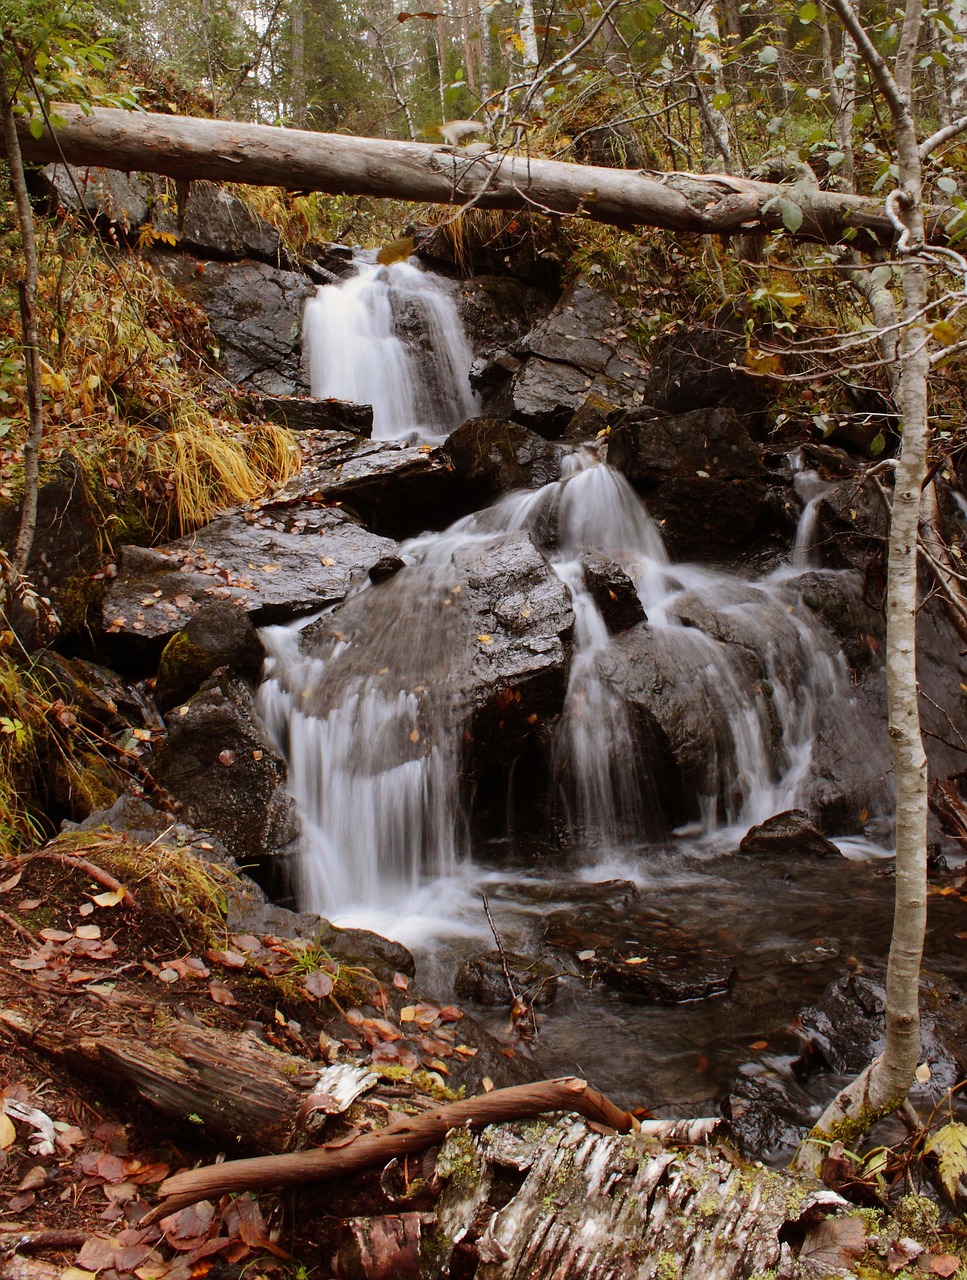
5 105 942 246
0 993 317 1154
142 1077 636 1223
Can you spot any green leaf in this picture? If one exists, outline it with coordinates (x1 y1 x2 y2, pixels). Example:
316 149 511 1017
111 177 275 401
758 44 779 65
782 200 804 233
937 176 958 195
869 431 885 456
926 1122 967 1199
827 151 845 167
798 2 819 21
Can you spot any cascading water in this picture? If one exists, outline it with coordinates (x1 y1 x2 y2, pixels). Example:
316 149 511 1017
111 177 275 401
250 264 967 1141
302 256 479 440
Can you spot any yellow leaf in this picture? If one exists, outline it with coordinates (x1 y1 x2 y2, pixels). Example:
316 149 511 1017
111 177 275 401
931 319 959 346
477 634 493 645
915 1062 931 1084
376 236 416 266
0 1112 15 1148
926 1121 967 1198
92 890 124 907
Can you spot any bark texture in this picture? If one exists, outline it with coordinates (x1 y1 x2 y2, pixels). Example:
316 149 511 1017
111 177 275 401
3 104 933 245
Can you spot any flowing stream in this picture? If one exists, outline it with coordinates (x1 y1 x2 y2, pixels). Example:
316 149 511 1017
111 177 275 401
258 258 966 1141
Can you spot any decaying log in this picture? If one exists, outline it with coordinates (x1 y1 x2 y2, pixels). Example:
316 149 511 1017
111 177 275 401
142 1077 635 1223
0 996 316 1153
5 105 948 246
428 1115 847 1279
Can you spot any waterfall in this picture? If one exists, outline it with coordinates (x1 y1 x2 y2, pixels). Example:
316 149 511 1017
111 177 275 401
302 256 479 440
259 267 876 921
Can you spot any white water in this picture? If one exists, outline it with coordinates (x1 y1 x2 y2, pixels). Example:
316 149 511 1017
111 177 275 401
302 257 479 440
258 264 880 927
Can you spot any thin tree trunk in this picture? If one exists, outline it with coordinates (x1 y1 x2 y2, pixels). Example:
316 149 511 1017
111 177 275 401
0 59 44 576
290 0 307 127
793 0 930 1175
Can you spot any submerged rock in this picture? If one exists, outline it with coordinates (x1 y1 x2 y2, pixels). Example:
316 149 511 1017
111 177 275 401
739 809 842 859
455 950 559 1007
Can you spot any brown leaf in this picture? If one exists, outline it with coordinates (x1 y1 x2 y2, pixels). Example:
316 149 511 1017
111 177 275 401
929 1257 962 1277
75 924 102 940
302 970 334 999
799 1217 866 1272
886 1238 923 1272
160 1200 216 1244
393 972 409 990
217 749 236 766
209 982 237 1006
77 1235 121 1271
208 949 247 969
39 928 72 941
95 1153 127 1183
0 870 22 892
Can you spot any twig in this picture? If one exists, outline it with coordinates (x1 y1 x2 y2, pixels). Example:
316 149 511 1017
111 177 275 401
0 1231 88 1258
22 851 138 909
481 892 537 1042
0 909 40 949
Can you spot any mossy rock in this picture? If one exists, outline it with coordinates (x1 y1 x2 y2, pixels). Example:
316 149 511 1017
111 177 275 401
156 600 264 711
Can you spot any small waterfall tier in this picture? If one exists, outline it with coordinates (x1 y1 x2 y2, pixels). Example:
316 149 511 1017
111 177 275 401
302 256 478 441
258 443 882 918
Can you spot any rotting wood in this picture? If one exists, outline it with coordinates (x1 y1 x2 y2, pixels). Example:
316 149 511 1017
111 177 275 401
429 1115 846 1280
5 105 951 246
0 998 316 1154
142 1077 636 1223
929 775 967 854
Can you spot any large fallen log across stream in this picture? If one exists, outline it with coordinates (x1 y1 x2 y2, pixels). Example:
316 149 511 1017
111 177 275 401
6 105 953 246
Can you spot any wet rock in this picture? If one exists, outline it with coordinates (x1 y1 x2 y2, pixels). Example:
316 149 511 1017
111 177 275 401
796 970 967 1093
457 275 556 356
482 277 647 436
608 407 763 487
34 654 157 734
153 180 281 262
739 809 842 858
444 418 564 499
543 902 736 1004
641 323 773 431
150 255 313 396
649 478 770 562
794 570 883 670
101 503 394 663
579 550 646 633
369 555 406 583
153 674 301 875
237 391 373 436
279 435 464 539
38 163 152 232
725 1064 818 1160
814 477 889 573
454 951 558 1007
155 600 265 712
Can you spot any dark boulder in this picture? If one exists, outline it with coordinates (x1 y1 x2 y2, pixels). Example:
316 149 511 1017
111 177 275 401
579 551 646 633
457 275 556 357
444 418 564 499
38 164 152 232
0 455 103 647
481 277 647 437
153 180 281 263
155 600 265 712
794 570 883 671
607 407 763 488
149 255 313 396
237 392 373 437
640 323 773 431
454 950 558 1007
279 434 465 539
814 477 889 574
739 809 842 858
152 675 301 876
368 555 406 584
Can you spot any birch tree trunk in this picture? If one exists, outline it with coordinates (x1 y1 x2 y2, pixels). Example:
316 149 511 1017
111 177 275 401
793 0 930 1175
